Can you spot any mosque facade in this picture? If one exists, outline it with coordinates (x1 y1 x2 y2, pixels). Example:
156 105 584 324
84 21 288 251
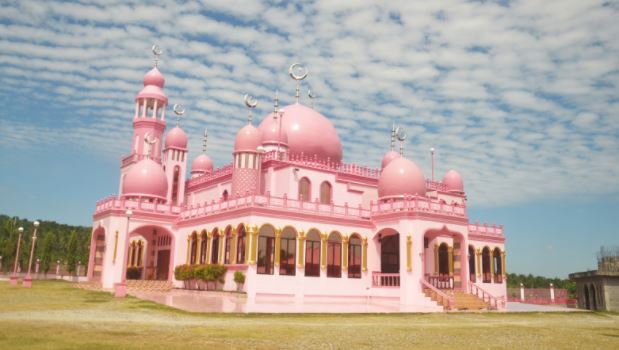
88 55 506 312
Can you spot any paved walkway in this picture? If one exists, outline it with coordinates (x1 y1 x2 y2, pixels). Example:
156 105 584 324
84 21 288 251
130 289 584 313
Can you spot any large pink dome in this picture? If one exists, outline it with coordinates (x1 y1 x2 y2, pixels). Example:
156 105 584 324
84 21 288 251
443 170 464 193
234 124 262 153
121 158 168 201
381 150 401 169
260 115 288 146
191 154 213 174
378 157 426 198
144 67 164 88
165 126 187 149
258 103 342 162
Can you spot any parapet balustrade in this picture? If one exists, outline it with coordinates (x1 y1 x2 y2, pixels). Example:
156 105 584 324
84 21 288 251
371 272 400 287
185 163 233 190
468 222 504 237
95 196 182 215
369 196 467 217
179 192 372 221
120 153 161 167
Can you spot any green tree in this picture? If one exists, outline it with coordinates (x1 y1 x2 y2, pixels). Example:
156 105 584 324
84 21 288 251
39 232 54 274
66 230 78 274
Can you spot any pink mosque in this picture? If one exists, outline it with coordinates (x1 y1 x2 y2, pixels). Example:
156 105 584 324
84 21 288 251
87 52 507 312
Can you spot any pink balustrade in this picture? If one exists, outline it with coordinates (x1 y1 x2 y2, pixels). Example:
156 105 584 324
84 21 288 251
427 274 454 289
468 222 504 236
425 180 448 192
185 163 233 190
468 282 505 310
370 196 466 218
95 196 181 216
260 150 381 179
120 153 161 167
372 272 400 287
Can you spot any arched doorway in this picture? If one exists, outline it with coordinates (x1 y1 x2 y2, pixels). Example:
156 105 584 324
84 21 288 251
583 285 590 310
482 247 491 283
590 284 597 310
129 226 174 281
493 248 503 283
468 245 476 282
257 225 275 275
381 233 399 273
438 243 449 277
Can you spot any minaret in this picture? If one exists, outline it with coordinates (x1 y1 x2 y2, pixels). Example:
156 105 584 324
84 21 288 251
119 45 168 194
231 95 262 197
163 104 188 206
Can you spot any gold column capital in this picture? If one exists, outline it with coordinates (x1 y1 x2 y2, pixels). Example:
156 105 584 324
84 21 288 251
362 237 368 246
342 235 349 244
231 227 238 237
406 235 412 272
113 230 119 264
362 236 368 272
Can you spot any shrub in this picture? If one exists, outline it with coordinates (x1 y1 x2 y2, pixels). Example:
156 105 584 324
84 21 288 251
174 264 193 281
234 271 245 285
126 267 141 280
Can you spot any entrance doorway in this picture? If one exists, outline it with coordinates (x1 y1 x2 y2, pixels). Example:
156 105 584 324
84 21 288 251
93 232 105 279
381 234 399 273
156 250 170 280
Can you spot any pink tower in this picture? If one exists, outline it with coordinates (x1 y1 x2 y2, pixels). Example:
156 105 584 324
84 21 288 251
163 105 188 206
231 97 262 197
118 49 168 194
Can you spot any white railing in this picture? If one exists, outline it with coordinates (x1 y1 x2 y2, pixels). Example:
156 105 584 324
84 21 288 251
468 282 505 310
468 223 504 236
372 272 400 287
421 278 454 310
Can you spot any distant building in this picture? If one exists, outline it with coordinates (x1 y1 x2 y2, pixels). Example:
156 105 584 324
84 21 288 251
569 247 619 311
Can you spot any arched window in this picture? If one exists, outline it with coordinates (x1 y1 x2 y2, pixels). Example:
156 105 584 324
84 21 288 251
222 190 229 202
136 241 143 267
129 241 136 267
298 177 311 201
468 245 476 283
236 225 246 264
199 231 207 264
320 181 332 204
257 225 275 274
438 243 449 277
279 227 296 276
224 226 232 264
305 230 321 277
348 234 362 278
190 232 198 265
482 247 491 283
327 232 342 278
493 248 502 283
211 229 220 264
171 166 180 205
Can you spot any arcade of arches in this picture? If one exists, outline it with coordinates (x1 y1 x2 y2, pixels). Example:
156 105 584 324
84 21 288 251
122 227 174 281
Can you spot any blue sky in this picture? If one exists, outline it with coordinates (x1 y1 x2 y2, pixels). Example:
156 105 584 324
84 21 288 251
0 0 617 278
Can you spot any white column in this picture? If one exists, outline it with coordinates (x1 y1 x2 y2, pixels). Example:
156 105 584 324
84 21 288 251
550 283 555 302
141 99 147 118
152 100 158 119
520 283 525 302
134 102 139 118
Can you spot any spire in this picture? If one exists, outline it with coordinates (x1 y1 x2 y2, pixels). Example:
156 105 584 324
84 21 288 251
244 94 257 125
390 123 396 151
173 104 185 127
289 63 308 104
273 90 280 119
395 125 407 156
202 128 208 153
152 45 162 68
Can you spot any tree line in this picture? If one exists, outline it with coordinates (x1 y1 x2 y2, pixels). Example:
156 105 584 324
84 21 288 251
0 215 91 274
506 272 576 294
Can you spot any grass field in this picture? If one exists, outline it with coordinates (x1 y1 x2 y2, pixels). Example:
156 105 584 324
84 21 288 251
0 280 617 349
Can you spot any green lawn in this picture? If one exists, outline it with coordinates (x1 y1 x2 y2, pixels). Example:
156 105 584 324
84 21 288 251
0 281 617 349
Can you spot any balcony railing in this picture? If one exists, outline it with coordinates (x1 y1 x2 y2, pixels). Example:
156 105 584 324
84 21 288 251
469 222 504 236
371 272 400 287
120 153 161 167
180 193 372 221
427 274 454 289
370 196 466 218
95 196 182 216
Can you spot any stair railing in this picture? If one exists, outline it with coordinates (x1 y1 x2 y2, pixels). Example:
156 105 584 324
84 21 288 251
468 282 505 310
420 278 454 310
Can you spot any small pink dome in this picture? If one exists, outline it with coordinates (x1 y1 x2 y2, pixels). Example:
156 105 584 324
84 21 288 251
144 67 164 88
191 154 213 174
443 170 464 193
258 103 342 162
234 124 262 152
260 115 288 146
122 158 168 201
381 150 401 169
378 157 426 198
165 126 187 149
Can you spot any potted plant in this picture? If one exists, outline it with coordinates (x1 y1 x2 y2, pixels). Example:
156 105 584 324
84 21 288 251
233 271 245 291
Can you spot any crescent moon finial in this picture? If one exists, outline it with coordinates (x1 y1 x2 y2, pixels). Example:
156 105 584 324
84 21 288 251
244 94 258 124
173 104 185 126
151 45 163 67
289 63 308 103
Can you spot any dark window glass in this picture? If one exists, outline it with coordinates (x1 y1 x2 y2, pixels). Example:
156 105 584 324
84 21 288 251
257 236 275 274
236 228 246 264
279 236 296 276
211 235 220 264
224 232 232 264
305 239 321 277
348 237 362 278
327 241 341 278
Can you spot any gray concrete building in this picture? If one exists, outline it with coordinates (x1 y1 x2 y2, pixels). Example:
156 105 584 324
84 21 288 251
569 248 619 311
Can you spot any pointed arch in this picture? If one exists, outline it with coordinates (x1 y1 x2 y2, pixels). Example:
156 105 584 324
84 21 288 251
320 181 332 204
280 226 297 276
299 177 311 201
348 233 362 279
199 230 208 264
210 228 220 264
493 247 503 283
327 231 342 278
189 231 198 265
224 225 233 264
236 224 247 264
482 246 491 283
257 224 275 274
305 229 321 277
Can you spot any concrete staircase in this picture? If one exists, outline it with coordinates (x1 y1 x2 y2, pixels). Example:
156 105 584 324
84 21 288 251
422 288 490 311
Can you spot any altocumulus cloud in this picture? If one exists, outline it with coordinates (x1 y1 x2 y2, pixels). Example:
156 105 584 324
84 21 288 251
0 0 618 207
